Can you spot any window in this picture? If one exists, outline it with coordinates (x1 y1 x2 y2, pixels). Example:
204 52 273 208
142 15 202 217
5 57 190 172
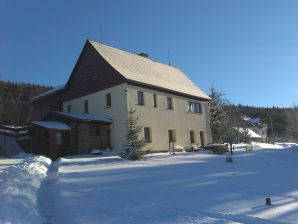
56 132 62 145
188 102 202 113
166 97 173 110
84 100 89 114
89 125 99 136
190 130 195 143
106 93 111 107
67 105 72 113
153 94 157 108
168 129 176 142
144 127 152 143
137 91 144 105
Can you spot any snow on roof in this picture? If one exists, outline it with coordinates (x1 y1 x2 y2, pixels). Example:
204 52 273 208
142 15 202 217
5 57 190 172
89 40 211 101
31 84 66 101
239 128 262 139
248 117 261 125
32 121 71 130
52 111 112 123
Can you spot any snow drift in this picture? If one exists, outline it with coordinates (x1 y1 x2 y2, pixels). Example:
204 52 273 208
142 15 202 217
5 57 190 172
0 154 51 224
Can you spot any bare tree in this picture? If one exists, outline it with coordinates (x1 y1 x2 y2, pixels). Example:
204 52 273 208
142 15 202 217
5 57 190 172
219 106 241 155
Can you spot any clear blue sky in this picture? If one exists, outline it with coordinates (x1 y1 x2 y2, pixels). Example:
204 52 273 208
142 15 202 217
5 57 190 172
1 0 298 107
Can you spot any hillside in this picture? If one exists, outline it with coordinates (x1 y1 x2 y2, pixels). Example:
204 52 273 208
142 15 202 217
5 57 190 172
0 81 52 126
227 104 298 142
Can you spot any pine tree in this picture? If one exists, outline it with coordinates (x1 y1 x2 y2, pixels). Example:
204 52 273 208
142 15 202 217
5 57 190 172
119 107 147 160
240 128 252 144
209 86 228 142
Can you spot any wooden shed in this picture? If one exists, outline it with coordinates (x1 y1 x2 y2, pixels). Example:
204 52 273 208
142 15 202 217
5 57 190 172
31 121 71 159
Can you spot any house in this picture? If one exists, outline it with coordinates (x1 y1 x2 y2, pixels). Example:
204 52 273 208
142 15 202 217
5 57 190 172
31 40 212 157
241 116 268 142
237 127 263 142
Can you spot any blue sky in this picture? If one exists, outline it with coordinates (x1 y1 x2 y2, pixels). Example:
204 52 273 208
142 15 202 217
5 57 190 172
1 0 298 107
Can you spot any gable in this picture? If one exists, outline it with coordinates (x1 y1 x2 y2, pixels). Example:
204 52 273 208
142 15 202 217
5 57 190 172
62 41 126 102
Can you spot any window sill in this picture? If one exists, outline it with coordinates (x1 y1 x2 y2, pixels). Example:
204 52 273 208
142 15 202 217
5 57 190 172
105 106 111 109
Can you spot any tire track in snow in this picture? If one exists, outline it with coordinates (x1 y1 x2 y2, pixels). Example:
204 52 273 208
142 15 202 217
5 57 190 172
38 160 60 224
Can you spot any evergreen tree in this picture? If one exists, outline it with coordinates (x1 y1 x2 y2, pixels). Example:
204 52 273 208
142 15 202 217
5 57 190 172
209 86 228 142
240 128 252 144
119 107 147 160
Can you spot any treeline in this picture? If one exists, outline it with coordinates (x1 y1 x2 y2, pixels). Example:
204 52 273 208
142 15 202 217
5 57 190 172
227 104 298 142
0 80 52 126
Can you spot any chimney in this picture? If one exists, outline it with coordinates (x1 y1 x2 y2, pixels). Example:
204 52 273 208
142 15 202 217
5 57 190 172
138 53 149 58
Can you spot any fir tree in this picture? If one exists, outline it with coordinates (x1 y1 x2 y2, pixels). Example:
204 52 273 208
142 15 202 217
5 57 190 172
240 128 252 144
119 107 147 160
209 86 228 142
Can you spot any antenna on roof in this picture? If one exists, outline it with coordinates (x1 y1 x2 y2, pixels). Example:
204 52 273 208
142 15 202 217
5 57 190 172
168 48 171 66
100 23 103 44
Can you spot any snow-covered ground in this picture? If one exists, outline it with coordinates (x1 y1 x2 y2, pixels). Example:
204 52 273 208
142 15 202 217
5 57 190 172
0 154 51 224
1 143 298 223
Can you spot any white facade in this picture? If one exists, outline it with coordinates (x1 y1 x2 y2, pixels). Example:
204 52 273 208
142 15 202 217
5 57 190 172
63 83 212 152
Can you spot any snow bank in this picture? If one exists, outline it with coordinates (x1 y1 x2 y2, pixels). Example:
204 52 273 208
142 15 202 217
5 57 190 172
0 155 51 224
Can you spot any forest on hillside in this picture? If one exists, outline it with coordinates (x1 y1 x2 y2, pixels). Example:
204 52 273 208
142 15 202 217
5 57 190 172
226 104 298 142
0 81 52 126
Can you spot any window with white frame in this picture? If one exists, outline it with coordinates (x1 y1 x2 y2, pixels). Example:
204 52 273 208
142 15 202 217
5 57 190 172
188 102 202 113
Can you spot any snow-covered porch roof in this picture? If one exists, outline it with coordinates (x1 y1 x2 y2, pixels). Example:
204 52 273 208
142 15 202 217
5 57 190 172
51 111 112 123
32 121 71 131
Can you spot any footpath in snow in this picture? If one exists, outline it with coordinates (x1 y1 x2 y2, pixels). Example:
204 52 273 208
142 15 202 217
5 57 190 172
38 161 60 224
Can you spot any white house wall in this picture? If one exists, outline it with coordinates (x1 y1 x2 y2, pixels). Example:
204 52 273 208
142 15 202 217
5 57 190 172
126 84 212 151
62 83 128 150
62 83 212 152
